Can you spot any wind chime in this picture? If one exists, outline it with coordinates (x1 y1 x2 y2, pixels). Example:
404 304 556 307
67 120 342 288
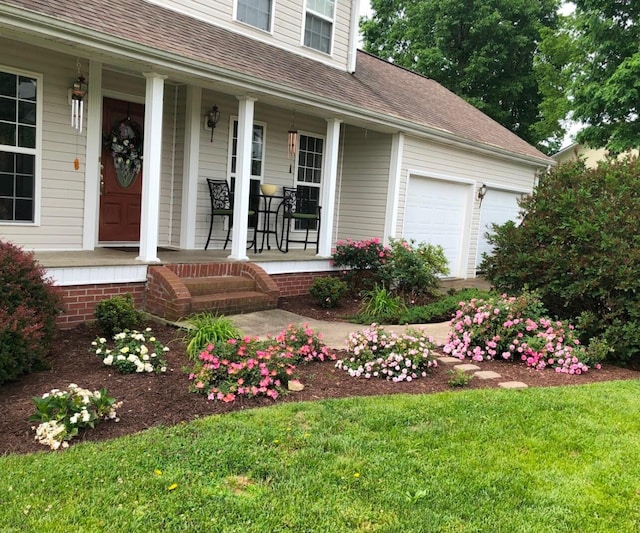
70 59 87 170
287 110 298 173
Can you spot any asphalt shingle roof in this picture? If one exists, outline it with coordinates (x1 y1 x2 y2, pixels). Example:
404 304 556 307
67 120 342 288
3 0 550 162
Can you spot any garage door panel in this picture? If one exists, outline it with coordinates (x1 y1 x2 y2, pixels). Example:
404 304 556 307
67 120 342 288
405 177 469 277
476 189 522 267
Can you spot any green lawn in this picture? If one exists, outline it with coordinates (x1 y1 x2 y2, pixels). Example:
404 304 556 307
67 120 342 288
3 381 640 532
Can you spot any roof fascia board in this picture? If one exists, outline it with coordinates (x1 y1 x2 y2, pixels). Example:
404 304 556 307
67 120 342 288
0 4 552 169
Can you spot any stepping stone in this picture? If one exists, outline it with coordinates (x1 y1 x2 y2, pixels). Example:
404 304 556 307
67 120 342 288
437 356 461 364
474 370 502 380
287 380 304 392
454 364 481 373
498 381 528 389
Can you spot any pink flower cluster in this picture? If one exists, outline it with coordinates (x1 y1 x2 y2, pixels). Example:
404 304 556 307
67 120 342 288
443 295 597 374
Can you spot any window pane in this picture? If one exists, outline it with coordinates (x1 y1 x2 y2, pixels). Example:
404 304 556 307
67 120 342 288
14 198 33 221
18 101 36 125
16 154 34 174
237 0 271 31
0 173 14 196
304 14 332 54
0 97 16 122
0 151 14 172
18 77 37 101
18 125 36 148
0 123 16 146
0 197 13 221
0 72 16 98
307 0 334 18
16 174 33 197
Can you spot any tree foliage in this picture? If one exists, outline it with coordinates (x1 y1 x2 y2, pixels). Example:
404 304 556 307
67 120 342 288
570 0 640 153
481 158 640 362
361 0 563 151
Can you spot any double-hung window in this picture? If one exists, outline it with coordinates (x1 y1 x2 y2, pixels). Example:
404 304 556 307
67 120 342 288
0 69 38 223
304 0 335 54
294 134 323 230
229 119 265 227
236 0 273 32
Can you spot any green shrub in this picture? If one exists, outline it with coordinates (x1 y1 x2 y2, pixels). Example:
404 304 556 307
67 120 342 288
332 237 390 292
0 240 64 384
309 276 348 308
182 313 243 361
94 294 143 337
481 157 640 361
356 286 408 324
380 239 449 298
400 289 495 323
448 368 473 388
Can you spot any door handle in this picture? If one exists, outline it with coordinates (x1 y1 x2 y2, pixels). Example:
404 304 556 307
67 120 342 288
100 163 104 194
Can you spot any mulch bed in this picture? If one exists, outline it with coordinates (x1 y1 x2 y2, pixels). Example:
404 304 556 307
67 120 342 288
2 295 639 455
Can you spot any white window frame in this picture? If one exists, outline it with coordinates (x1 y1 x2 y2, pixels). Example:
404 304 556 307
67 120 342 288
302 0 336 55
0 65 42 226
233 0 275 34
292 131 324 232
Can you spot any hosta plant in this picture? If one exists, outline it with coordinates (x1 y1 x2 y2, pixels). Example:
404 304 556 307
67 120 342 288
443 293 602 374
336 324 438 381
30 384 122 450
92 328 169 374
188 325 332 402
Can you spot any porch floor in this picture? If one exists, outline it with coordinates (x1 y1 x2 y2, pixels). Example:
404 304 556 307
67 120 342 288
34 247 323 268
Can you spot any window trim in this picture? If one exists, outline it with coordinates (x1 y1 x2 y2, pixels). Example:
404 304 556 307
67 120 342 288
227 116 267 182
301 0 336 56
292 131 325 233
233 0 276 35
0 65 42 226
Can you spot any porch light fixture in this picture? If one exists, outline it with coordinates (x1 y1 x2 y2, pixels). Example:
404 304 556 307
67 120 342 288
477 183 488 204
287 110 298 173
205 105 221 142
70 59 87 133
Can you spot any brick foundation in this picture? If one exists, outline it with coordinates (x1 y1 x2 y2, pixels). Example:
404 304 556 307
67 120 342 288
57 283 145 329
271 271 338 297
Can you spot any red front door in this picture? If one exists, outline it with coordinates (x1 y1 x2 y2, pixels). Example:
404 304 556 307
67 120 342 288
99 97 145 242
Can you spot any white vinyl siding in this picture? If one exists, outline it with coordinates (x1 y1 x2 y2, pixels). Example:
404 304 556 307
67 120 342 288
146 0 352 71
335 126 391 242
400 135 538 278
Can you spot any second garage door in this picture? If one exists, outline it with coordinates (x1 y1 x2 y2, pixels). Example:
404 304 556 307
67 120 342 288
404 176 471 277
476 188 522 268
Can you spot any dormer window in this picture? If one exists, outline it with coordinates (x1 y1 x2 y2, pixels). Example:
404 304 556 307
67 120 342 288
304 0 335 54
236 0 273 32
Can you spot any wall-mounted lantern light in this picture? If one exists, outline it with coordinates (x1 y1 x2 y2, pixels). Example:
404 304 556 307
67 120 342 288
477 183 488 205
205 105 221 142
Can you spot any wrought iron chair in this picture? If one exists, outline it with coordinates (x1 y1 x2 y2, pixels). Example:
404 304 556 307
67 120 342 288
278 186 321 253
204 179 256 251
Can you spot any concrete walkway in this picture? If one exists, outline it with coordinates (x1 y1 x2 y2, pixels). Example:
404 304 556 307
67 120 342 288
228 309 528 389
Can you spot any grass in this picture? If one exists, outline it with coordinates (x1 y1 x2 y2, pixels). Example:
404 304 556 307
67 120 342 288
3 381 640 532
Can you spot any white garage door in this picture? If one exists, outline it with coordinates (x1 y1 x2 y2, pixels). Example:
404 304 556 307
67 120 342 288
476 189 522 268
405 176 470 277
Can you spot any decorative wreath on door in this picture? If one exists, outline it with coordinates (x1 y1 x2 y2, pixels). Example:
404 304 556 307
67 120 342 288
107 118 143 188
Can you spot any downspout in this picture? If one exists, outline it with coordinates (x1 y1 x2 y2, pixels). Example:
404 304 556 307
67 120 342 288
347 0 360 73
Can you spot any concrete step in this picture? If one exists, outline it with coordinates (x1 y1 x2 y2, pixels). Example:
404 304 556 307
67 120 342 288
183 275 256 296
191 290 276 315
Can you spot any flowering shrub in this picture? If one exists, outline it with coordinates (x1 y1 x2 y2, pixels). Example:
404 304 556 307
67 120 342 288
332 237 391 291
30 384 122 450
443 293 600 373
336 324 438 381
92 328 169 374
188 325 333 402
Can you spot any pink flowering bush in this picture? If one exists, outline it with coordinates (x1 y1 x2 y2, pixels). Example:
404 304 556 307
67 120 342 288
332 237 391 291
336 324 438 381
188 324 333 402
443 293 604 374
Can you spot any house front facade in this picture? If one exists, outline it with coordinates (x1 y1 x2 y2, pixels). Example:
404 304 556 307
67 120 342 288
0 0 553 325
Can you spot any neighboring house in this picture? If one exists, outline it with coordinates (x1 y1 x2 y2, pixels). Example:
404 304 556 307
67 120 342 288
0 0 553 325
553 143 639 167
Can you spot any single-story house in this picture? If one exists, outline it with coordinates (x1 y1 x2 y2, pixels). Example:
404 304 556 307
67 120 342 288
0 0 553 326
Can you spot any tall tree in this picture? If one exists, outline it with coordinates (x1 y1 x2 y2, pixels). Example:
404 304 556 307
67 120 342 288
571 0 640 153
361 0 563 151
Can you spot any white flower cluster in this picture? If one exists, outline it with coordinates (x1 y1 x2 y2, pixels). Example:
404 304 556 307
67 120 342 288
92 328 169 374
32 384 122 450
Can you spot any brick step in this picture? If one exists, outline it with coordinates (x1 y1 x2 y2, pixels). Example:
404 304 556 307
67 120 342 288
190 290 276 315
183 275 256 296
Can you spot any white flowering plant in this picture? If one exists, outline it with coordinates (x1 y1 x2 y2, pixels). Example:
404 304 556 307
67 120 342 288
336 324 438 381
92 328 169 374
29 384 122 450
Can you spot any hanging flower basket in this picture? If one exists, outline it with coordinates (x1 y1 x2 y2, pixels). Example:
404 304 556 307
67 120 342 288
107 119 143 188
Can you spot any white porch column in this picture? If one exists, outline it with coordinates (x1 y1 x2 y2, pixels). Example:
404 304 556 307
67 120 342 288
180 86 201 249
228 96 256 261
383 132 404 244
318 118 342 257
136 72 166 263
82 60 102 250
